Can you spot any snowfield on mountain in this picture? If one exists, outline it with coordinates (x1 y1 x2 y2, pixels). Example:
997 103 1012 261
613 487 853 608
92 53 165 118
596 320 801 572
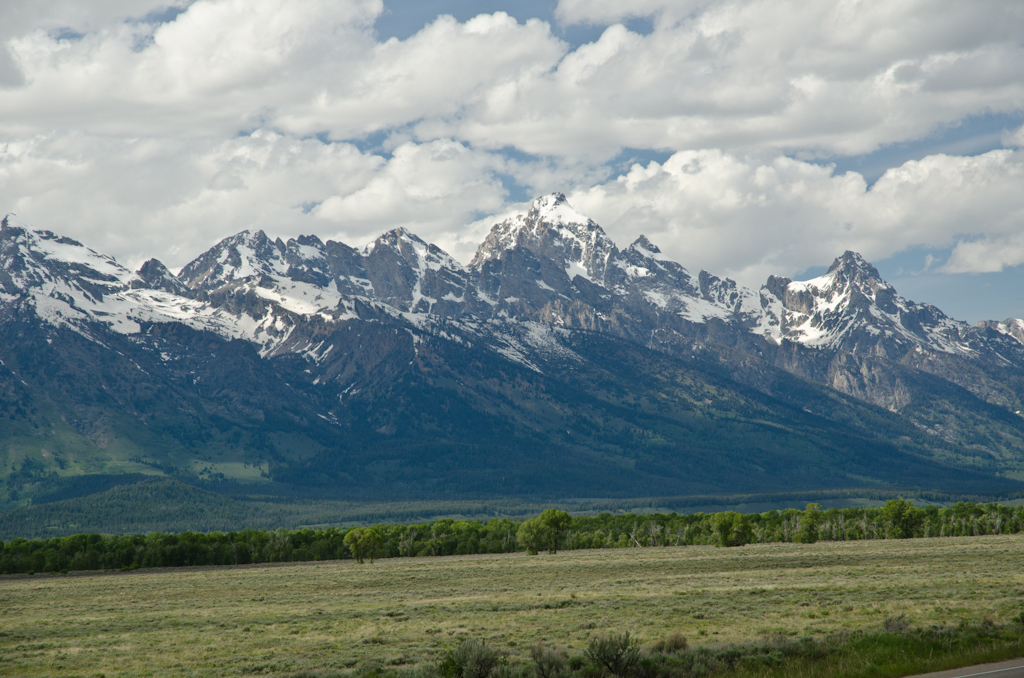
1 194 1024 506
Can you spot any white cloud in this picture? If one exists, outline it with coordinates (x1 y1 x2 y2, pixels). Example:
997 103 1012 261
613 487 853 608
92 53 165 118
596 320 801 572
0 1 181 86
277 12 565 140
570 149 1024 285
532 0 1024 157
555 0 704 26
943 236 1024 274
0 130 506 270
1 0 1024 290
313 138 509 259
1003 124 1024 148
4 0 1023 156
0 0 382 136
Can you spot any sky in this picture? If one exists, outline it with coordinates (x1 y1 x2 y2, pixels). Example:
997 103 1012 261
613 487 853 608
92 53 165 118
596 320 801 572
1 0 1024 323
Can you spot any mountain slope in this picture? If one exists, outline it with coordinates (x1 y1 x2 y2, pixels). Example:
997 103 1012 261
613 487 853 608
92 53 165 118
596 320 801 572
2 198 1024 514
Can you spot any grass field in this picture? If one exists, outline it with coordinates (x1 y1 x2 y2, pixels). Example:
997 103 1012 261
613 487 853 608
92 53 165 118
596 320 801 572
2 534 1024 677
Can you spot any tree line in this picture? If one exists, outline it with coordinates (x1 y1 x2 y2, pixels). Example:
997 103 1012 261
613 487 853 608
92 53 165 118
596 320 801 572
2 500 1023 575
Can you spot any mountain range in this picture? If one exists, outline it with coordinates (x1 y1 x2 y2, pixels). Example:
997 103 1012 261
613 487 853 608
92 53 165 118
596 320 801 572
3 193 1024 513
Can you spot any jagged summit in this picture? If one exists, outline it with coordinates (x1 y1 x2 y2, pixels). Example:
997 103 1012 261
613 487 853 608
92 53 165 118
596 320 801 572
8 201 1020 365
133 258 192 296
363 226 424 252
628 235 663 255
5 204 1024 504
7 199 1024 370
759 249 968 354
364 227 463 273
2 213 22 230
793 251 901 315
984 318 1024 345
0 213 135 293
360 226 471 314
471 193 618 284
0 214 219 338
527 192 587 226
177 229 285 291
827 250 884 281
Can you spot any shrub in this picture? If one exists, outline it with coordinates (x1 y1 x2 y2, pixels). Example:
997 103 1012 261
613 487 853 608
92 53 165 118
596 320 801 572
450 639 500 678
883 614 911 634
650 632 687 654
530 645 569 678
584 633 640 677
401 665 441 678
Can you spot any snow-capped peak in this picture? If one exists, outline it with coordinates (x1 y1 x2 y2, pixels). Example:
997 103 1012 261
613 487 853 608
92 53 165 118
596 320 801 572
363 226 423 255
471 193 619 284
133 258 193 296
529 192 587 228
177 230 286 291
628 235 662 256
9 205 1022 381
0 213 136 295
0 214 212 337
611 233 769 329
361 226 471 313
828 250 881 276
980 318 1024 345
784 251 898 319
759 250 972 353
363 227 461 272
2 213 27 230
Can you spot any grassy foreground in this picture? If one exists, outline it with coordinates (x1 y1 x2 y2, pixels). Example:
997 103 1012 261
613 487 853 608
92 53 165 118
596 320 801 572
2 535 1024 677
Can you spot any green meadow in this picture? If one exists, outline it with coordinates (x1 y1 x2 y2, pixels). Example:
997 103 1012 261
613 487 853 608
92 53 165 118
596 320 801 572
3 534 1024 677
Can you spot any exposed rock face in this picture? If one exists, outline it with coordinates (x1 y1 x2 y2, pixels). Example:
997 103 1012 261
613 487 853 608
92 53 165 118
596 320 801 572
361 228 477 316
760 251 971 355
0 215 130 302
981 318 1024 345
3 195 1024 501
471 193 619 283
7 196 1024 403
9 195 1024 389
134 259 193 296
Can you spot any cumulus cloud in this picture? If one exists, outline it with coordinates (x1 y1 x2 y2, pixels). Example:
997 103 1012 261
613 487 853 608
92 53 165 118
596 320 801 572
312 138 509 259
1 0 1024 289
1003 124 1024 148
943 236 1024 274
0 0 382 136
0 130 507 269
4 0 1023 155
537 0 1024 157
277 12 566 140
570 149 1024 285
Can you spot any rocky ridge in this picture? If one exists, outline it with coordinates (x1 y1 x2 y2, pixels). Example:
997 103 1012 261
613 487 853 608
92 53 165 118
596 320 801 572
5 196 1024 396
3 196 1024 503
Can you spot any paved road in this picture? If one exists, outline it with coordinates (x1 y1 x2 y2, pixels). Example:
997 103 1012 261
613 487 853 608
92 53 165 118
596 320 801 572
905 658 1024 678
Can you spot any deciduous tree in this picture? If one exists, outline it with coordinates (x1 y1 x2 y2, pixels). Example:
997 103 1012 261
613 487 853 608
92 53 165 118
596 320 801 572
517 509 571 554
795 503 822 544
344 527 383 563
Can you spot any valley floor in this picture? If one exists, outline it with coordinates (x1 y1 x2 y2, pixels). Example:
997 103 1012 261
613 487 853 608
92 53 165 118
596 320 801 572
2 534 1024 677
